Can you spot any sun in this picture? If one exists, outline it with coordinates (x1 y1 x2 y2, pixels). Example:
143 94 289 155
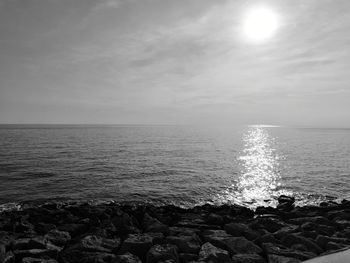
243 6 279 42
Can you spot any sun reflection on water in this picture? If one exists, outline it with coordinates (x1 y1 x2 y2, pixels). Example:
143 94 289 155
216 126 285 207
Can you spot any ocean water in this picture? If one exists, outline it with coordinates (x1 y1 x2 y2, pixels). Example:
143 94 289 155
0 124 349 209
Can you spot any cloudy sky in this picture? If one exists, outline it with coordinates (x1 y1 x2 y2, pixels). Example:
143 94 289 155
0 0 350 126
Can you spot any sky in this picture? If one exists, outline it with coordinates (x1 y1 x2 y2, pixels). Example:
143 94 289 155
0 0 350 126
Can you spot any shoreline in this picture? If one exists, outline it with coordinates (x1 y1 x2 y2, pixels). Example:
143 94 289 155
0 196 350 263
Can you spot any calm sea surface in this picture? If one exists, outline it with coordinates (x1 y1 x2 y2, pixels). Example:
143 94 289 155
0 124 349 209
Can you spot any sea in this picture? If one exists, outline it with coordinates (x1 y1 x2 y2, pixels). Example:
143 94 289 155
0 124 349 210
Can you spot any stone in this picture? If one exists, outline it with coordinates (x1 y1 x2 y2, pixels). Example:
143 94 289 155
57 223 88 237
280 234 323 254
325 241 345 251
166 235 201 254
146 244 179 263
12 237 47 250
231 253 265 263
60 250 116 263
198 242 231 263
71 235 120 253
112 252 142 263
209 236 262 255
168 227 199 237
45 229 71 247
278 196 295 205
120 234 153 260
179 253 198 263
22 258 58 263
202 230 232 242
261 243 316 261
206 214 224 226
13 248 60 262
143 213 169 234
251 218 287 233
267 254 300 263
112 212 140 235
300 222 335 236
224 223 259 240
288 216 332 227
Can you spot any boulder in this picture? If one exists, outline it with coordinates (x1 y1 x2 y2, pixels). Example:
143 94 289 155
267 254 300 263
168 227 200 237
278 196 295 205
146 244 179 263
261 243 316 261
143 213 169 234
224 223 259 240
166 235 201 254
280 234 323 254
112 212 140 235
57 223 88 237
209 236 262 255
45 229 71 247
112 252 142 263
120 234 153 260
198 242 231 263
22 258 58 263
179 253 198 263
202 229 232 242
231 253 265 263
206 213 224 226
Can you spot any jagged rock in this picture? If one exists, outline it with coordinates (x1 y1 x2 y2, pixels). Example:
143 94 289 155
12 237 47 250
143 213 169 234
231 253 265 263
22 258 58 263
300 222 335 236
112 252 142 263
206 213 224 225
166 235 201 254
202 229 232 242
70 235 120 253
224 223 259 240
2 251 14 263
198 242 231 263
13 248 60 262
60 250 116 263
146 244 179 263
209 236 262 255
315 235 350 250
57 223 88 237
179 253 198 263
261 243 316 261
34 223 56 235
251 218 287 233
280 234 323 254
169 227 200 237
278 196 295 205
120 234 153 260
112 212 140 235
273 226 299 240
288 216 332 227
268 254 300 263
326 241 345 251
45 229 71 247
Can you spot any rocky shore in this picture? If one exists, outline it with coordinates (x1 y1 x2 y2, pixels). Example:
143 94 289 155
1 196 350 263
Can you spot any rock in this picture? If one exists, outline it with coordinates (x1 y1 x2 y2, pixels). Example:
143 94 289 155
278 196 295 205
315 235 350 250
112 212 140 235
22 258 58 263
251 218 287 233
45 229 71 247
166 235 201 254
273 226 299 240
300 222 335 236
202 230 232 242
12 237 47 250
198 242 231 263
57 223 88 237
179 253 198 263
261 243 316 261
267 254 300 263
146 244 179 263
13 248 60 262
143 213 169 234
206 214 224 226
60 250 116 263
224 223 259 240
112 252 142 263
277 202 294 212
34 223 56 235
209 236 262 255
2 251 14 263
120 234 153 260
231 253 265 263
280 234 323 254
71 235 120 253
288 216 332 227
169 227 200 237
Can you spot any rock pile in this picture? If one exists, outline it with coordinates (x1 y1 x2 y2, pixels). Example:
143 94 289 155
0 196 350 263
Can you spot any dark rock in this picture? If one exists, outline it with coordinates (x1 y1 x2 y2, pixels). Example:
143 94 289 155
224 223 259 240
300 222 335 236
143 213 169 234
315 235 350 250
209 236 262 255
45 229 71 247
231 253 265 263
206 213 224 226
57 223 88 237
13 248 60 262
112 212 140 235
179 253 198 263
288 216 332 227
146 244 179 263
325 241 345 251
273 226 299 240
69 235 120 253
168 227 199 237
261 243 316 261
202 230 232 243
34 223 56 235
278 196 295 205
280 234 323 254
165 235 201 254
112 252 142 263
2 251 14 263
277 202 294 212
198 242 231 263
120 234 153 260
12 237 47 250
22 258 58 263
250 218 287 233
267 254 300 263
